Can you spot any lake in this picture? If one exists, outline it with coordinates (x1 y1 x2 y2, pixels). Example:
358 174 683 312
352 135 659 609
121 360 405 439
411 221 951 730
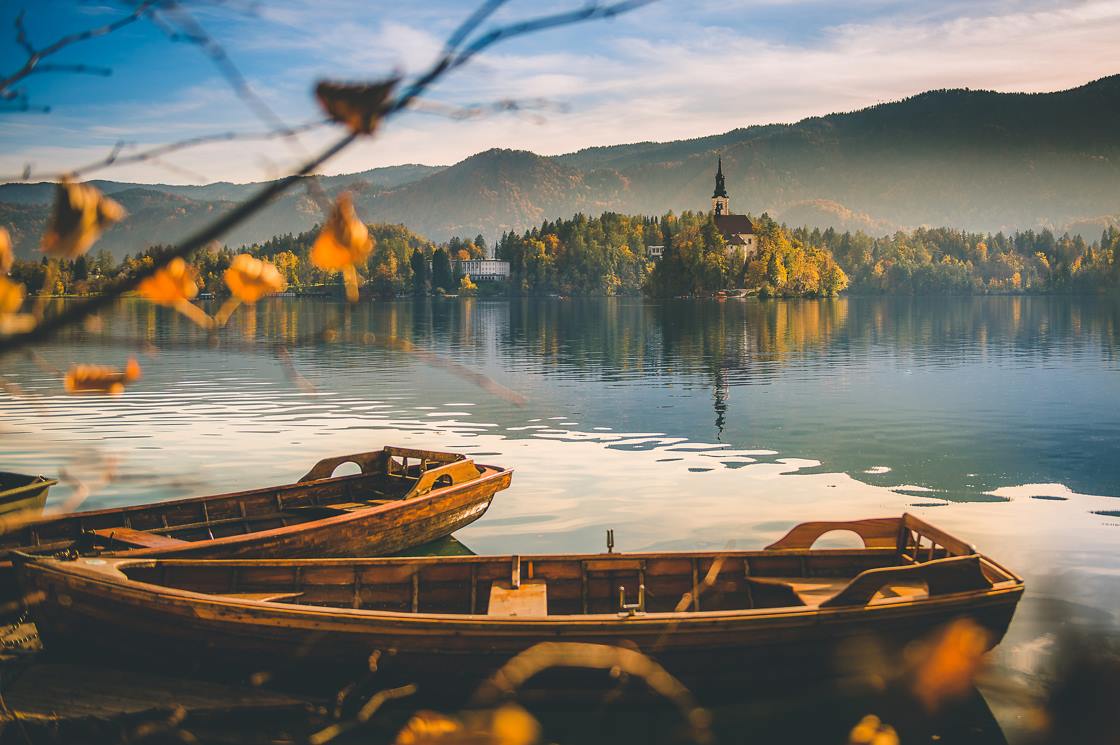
2 295 1118 742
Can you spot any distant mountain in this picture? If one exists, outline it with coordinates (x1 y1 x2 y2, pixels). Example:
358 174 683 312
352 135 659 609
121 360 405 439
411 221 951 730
3 76 1118 258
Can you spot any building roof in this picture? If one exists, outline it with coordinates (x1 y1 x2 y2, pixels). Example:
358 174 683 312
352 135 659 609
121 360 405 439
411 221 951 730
715 213 754 238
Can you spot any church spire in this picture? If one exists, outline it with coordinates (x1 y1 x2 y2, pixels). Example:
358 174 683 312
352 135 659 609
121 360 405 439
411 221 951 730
712 157 729 215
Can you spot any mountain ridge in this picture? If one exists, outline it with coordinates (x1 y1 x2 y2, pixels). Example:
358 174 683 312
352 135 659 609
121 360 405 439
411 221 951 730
2 75 1118 258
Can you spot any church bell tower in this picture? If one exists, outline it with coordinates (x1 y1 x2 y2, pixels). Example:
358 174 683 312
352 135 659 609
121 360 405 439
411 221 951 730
712 157 729 215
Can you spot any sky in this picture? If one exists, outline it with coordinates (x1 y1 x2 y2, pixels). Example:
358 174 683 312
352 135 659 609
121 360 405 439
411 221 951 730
2 0 1119 184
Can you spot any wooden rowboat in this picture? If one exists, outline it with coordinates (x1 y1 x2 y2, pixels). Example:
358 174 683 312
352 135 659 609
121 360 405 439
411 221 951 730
16 514 1022 693
0 472 56 518
0 446 511 598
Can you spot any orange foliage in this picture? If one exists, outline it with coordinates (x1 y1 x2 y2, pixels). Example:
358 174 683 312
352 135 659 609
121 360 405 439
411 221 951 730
311 193 372 302
0 227 12 274
908 618 991 712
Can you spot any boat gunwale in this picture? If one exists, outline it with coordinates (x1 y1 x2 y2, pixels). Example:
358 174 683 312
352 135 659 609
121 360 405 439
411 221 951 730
0 474 58 501
11 457 500 527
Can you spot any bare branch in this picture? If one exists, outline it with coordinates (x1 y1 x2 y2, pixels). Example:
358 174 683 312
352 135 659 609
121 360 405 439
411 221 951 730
0 0 657 357
31 63 113 77
2 119 329 182
152 2 298 145
0 2 158 105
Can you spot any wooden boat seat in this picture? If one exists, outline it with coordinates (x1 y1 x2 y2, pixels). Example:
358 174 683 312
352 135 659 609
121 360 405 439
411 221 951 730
487 581 548 617
87 528 190 549
219 592 304 603
285 499 396 516
767 577 930 606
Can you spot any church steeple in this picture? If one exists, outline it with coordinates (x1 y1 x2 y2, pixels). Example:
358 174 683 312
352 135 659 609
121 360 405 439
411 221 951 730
712 157 729 215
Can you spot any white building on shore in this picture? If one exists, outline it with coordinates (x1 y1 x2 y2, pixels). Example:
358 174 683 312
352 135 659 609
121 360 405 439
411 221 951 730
455 258 510 282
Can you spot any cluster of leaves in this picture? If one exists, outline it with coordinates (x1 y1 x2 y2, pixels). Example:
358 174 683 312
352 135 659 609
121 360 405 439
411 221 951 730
812 225 1120 295
5 222 483 302
648 211 848 297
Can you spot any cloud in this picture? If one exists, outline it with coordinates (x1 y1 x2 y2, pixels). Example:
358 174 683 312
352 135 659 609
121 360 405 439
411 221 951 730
4 0 1119 183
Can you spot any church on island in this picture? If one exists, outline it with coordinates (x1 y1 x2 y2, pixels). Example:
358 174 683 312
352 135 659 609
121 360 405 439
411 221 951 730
647 158 758 260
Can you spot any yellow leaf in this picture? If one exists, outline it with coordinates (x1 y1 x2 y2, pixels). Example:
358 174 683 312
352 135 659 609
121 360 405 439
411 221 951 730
138 258 199 306
311 193 373 270
315 78 397 135
0 276 23 315
489 705 540 745
64 357 141 395
224 254 286 303
393 711 462 745
0 227 12 274
909 618 990 712
41 178 125 260
0 276 34 335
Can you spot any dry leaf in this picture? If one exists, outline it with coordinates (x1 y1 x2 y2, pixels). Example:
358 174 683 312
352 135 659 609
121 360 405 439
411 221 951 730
311 193 373 270
487 705 540 745
909 617 991 712
0 276 23 315
847 714 899 745
394 711 462 745
63 357 141 395
0 277 34 335
0 227 12 274
311 193 372 302
138 258 199 306
315 78 398 135
41 178 125 259
224 254 286 303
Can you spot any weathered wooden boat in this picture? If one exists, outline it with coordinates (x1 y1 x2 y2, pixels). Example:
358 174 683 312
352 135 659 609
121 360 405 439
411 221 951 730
0 472 56 518
0 446 511 598
16 515 1022 693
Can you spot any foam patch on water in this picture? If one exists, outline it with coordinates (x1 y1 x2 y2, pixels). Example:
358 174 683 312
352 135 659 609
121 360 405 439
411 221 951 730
985 483 1119 501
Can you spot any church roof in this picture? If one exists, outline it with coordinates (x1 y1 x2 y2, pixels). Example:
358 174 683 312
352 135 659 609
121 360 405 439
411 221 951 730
715 213 754 238
712 156 728 198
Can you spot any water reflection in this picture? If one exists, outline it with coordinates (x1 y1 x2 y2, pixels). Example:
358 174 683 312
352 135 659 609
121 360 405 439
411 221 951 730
2 296 1118 743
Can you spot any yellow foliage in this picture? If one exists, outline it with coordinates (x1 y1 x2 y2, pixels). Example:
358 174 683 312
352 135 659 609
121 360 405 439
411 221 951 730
488 705 540 745
41 178 125 260
64 357 141 395
847 714 899 745
312 194 372 270
0 276 23 315
908 618 990 712
394 711 462 744
225 254 286 303
0 227 12 274
138 258 199 306
0 277 34 335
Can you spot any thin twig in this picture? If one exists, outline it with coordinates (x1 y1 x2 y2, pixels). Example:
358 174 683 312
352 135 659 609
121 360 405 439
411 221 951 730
0 0 656 357
1 3 159 106
3 120 328 183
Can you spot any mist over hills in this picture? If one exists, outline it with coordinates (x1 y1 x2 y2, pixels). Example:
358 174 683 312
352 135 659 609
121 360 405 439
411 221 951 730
2 76 1118 259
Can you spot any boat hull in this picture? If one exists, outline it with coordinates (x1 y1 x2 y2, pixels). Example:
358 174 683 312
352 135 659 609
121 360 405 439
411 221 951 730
0 473 54 518
0 453 511 600
18 556 1021 696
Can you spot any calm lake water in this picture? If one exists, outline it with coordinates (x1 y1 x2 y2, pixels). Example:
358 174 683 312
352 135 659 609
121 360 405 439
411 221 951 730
2 295 1118 742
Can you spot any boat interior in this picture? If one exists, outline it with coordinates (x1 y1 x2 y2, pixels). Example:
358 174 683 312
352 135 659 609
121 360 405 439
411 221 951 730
5 448 485 555
115 516 1020 616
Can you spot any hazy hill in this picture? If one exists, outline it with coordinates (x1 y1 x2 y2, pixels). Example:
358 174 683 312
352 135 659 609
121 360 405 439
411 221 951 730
2 76 1118 258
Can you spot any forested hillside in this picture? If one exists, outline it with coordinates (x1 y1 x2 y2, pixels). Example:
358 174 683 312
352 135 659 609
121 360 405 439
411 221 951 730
2 76 1118 257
